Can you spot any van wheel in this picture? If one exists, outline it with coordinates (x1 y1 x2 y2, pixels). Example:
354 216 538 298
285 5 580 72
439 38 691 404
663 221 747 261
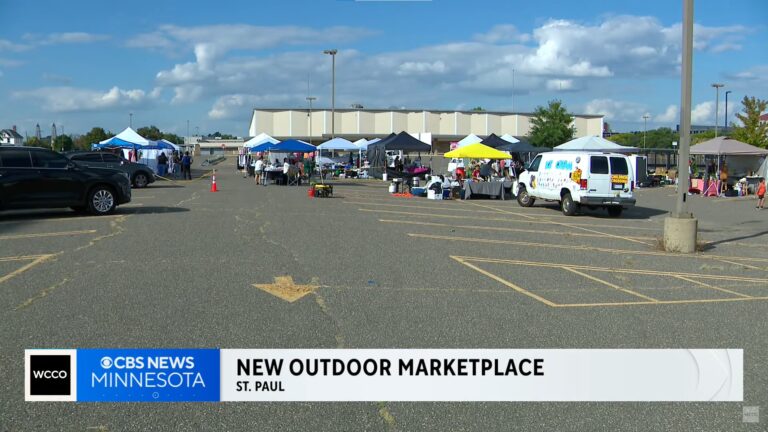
88 186 116 215
561 192 577 216
607 206 623 217
517 187 535 207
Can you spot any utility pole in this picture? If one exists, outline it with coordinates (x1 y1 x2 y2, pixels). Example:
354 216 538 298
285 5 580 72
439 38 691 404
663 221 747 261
306 97 316 145
664 0 698 253
323 49 338 138
642 114 650 151
724 90 732 133
511 68 516 112
711 83 724 137
129 112 133 129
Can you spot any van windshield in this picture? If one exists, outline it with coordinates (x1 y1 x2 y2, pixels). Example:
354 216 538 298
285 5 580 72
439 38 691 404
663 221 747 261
610 157 629 175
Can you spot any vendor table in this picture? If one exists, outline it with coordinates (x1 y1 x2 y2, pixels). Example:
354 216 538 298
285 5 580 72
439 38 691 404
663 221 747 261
264 169 286 184
464 180 513 200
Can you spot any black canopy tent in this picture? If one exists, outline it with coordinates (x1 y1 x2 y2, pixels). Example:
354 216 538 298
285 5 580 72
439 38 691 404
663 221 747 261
367 131 432 179
480 133 512 149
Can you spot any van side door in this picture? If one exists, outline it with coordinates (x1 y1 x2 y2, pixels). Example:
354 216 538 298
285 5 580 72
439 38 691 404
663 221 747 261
588 155 611 196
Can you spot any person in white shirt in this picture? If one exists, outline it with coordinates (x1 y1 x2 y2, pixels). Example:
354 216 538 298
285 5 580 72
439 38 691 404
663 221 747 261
254 156 264 185
282 158 290 185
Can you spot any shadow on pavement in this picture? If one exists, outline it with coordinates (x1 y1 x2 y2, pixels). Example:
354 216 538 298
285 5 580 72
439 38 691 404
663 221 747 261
119 206 191 215
704 229 768 248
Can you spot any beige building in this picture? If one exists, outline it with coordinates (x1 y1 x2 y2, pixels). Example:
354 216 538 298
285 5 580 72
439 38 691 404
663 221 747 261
249 108 604 152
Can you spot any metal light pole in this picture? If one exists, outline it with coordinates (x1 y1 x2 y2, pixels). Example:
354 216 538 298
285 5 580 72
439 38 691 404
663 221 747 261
323 49 337 138
129 112 133 129
306 96 316 145
664 0 698 253
724 90 732 133
711 83 724 137
642 114 650 151
511 68 516 112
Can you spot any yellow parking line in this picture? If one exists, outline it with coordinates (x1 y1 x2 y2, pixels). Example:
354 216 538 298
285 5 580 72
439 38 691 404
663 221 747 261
713 258 764 271
463 201 653 246
358 209 662 231
416 233 768 264
450 256 558 306
379 219 657 241
0 230 97 241
673 275 752 298
0 214 123 225
563 267 660 302
0 254 55 285
453 256 768 282
131 195 156 199
0 254 52 262
554 296 768 307
345 201 501 214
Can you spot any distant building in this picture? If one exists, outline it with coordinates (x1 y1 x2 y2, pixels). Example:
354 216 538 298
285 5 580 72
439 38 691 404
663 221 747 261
249 108 605 153
676 124 718 135
185 135 244 156
0 126 23 146
760 113 768 127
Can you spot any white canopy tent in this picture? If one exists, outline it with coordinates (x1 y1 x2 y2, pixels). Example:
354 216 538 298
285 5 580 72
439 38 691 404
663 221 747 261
317 137 357 151
243 132 279 148
500 134 520 144
691 137 768 181
99 127 149 146
554 136 638 153
457 134 484 148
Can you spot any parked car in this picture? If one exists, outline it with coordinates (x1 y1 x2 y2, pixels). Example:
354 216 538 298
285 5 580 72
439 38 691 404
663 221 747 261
66 151 155 188
0 147 131 215
515 151 636 217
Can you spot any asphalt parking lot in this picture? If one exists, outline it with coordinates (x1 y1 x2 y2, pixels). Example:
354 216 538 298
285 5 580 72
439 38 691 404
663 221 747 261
2 158 767 431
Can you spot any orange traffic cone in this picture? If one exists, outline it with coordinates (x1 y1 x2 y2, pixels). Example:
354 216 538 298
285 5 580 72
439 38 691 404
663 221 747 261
210 170 218 192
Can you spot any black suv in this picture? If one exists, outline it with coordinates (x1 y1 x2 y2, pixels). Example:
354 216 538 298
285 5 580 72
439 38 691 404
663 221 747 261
0 147 131 215
66 151 155 188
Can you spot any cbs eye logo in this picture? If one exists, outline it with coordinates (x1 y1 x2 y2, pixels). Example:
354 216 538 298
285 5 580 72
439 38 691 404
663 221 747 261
25 350 77 401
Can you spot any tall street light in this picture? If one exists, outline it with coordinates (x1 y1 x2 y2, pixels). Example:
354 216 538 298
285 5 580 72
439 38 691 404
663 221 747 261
306 96 316 145
129 112 133 128
642 114 650 151
724 90 732 133
711 83 724 137
323 49 338 138
664 0 697 253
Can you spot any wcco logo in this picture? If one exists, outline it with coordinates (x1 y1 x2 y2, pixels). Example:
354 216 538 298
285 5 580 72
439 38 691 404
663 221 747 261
25 350 77 401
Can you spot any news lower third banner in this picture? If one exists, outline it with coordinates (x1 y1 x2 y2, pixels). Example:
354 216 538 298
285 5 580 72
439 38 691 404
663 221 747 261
25 349 743 402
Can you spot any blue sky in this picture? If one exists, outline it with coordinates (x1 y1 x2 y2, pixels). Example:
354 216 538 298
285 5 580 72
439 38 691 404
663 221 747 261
0 0 766 137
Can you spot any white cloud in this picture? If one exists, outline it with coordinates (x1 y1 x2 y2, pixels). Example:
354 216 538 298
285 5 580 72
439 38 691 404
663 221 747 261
473 25 530 44
22 32 110 46
545 79 576 91
583 99 648 121
0 57 23 67
655 105 678 123
0 39 29 52
208 93 296 119
13 86 160 113
691 101 714 124
397 61 447 76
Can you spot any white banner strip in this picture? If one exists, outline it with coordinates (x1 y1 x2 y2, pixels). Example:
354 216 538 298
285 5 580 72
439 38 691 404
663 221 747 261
220 349 742 402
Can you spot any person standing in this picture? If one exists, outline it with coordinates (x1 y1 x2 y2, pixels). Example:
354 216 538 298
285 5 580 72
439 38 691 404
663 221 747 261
254 156 264 185
181 151 192 180
757 178 766 209
282 158 290 185
156 152 168 177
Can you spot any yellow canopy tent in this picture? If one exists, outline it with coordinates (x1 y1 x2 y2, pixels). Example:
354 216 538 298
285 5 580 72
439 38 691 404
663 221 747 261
444 142 511 159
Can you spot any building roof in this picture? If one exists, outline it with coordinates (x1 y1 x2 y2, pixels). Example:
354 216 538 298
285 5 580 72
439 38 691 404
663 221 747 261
1 129 23 139
252 107 604 119
760 113 768 121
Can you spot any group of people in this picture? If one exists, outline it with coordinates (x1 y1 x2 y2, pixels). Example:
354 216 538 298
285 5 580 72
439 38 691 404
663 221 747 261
156 150 193 180
247 156 314 186
457 157 524 182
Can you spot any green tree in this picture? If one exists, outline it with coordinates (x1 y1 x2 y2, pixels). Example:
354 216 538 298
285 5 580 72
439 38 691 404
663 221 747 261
470 106 485 112
25 136 42 147
75 127 111 149
528 99 575 148
691 130 716 145
137 125 163 141
161 133 184 144
54 135 74 152
731 96 768 148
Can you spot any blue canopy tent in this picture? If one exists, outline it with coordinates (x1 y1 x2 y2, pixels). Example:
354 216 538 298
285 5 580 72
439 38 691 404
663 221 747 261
270 139 316 153
248 141 277 153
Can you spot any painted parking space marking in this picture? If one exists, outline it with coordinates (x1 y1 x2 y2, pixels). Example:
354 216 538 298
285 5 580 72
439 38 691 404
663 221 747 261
358 208 662 232
0 214 124 225
0 230 97 241
0 254 57 285
450 256 768 307
462 200 654 246
378 219 657 241
410 233 768 265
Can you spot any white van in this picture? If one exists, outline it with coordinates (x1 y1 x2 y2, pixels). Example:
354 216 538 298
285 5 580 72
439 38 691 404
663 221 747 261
515 151 636 216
